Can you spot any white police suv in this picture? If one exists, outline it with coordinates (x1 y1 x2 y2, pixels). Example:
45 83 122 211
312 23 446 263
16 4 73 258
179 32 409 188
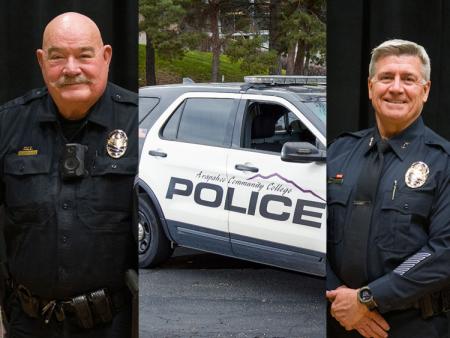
138 76 326 276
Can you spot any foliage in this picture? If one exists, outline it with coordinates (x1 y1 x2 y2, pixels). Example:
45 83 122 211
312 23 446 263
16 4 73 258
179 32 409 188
139 0 202 60
139 45 251 85
139 0 326 83
225 36 277 74
222 0 326 74
279 0 326 63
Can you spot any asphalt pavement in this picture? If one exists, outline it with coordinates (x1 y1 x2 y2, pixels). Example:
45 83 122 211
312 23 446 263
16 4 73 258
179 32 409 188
139 247 326 338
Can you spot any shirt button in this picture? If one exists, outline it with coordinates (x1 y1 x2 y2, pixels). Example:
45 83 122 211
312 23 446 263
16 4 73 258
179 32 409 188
111 164 117 169
62 236 68 243
403 203 409 210
62 203 69 210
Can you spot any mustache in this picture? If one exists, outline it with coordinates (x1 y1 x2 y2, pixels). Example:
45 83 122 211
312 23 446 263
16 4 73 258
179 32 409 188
54 76 92 88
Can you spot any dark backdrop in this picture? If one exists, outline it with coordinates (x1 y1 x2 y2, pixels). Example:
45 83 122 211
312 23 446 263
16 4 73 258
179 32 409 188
327 0 450 141
0 0 138 104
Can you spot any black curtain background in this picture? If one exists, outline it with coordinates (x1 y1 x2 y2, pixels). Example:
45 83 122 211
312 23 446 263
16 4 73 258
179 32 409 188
327 0 450 141
0 0 138 104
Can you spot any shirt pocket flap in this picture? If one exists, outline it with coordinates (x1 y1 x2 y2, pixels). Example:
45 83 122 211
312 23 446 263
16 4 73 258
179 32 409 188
381 190 433 218
328 185 352 206
91 156 137 176
4 154 50 175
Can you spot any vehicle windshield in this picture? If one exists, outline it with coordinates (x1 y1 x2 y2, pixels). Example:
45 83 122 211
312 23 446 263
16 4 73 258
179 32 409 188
303 99 326 123
289 87 326 124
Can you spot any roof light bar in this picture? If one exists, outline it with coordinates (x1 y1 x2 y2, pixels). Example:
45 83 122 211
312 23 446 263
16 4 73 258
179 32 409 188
244 75 326 85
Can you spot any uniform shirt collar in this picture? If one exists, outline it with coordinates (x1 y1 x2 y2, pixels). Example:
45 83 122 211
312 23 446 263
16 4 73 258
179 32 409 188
365 116 425 160
38 83 112 128
37 92 58 123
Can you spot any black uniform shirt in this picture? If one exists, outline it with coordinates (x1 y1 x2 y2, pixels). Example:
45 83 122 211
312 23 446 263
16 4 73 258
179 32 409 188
0 83 138 300
327 117 450 313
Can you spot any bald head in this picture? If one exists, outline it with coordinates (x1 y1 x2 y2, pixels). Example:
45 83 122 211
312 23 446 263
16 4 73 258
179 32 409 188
42 12 104 50
37 12 112 120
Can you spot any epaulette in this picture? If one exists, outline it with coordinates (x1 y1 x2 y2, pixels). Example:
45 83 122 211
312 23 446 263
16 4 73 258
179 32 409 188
423 127 450 155
0 87 47 112
328 128 373 146
109 83 138 106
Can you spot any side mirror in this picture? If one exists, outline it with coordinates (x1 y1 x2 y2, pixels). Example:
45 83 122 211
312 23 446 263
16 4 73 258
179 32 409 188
281 142 326 163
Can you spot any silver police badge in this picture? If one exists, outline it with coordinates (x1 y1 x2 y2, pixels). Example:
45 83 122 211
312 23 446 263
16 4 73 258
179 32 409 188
405 161 429 188
106 130 128 158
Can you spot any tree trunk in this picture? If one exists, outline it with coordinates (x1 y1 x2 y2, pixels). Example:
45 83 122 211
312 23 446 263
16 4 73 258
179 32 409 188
286 43 296 75
145 33 156 85
269 0 282 74
294 40 305 74
304 47 311 75
209 1 220 82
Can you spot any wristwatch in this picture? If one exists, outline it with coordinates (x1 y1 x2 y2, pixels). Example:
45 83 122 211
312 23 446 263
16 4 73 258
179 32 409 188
358 286 378 311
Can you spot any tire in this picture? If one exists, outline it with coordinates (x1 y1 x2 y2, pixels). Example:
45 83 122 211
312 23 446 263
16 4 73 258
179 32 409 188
138 194 173 268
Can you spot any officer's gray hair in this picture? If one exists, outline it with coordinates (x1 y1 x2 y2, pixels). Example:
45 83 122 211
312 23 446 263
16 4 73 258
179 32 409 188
369 39 431 81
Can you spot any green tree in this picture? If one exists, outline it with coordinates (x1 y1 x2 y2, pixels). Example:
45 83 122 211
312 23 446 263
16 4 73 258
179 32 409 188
226 36 277 74
183 0 256 81
280 0 326 75
225 0 325 76
140 0 191 85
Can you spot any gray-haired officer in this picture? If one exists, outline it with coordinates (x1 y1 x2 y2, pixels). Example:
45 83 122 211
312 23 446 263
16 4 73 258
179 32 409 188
0 12 137 337
326 39 450 337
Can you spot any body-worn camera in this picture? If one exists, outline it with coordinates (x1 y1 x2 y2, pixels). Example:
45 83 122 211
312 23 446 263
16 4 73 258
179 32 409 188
61 143 88 180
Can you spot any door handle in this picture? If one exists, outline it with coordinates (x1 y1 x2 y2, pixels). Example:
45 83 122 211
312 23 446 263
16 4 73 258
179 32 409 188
235 164 259 173
149 150 167 158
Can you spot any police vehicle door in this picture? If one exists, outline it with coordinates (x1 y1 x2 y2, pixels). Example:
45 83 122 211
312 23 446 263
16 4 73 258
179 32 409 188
226 95 326 273
140 92 240 254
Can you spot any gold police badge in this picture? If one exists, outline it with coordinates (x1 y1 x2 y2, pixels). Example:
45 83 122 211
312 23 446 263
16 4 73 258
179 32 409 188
106 130 128 158
405 161 429 188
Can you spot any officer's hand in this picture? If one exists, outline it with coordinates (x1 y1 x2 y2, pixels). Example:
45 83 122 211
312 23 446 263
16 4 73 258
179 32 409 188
354 311 390 338
326 284 348 302
327 288 368 329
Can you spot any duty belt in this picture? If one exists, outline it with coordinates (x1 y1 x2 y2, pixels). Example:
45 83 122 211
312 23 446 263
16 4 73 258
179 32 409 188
416 288 450 319
15 284 128 329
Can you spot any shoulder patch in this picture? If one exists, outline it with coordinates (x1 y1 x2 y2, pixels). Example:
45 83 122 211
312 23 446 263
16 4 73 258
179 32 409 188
0 87 47 112
423 127 450 155
109 83 138 106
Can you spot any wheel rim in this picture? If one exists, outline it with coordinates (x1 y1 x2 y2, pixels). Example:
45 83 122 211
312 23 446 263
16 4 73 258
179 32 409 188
138 209 152 255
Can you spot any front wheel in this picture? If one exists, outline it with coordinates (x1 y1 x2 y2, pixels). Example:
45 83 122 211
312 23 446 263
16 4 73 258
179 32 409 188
138 194 173 268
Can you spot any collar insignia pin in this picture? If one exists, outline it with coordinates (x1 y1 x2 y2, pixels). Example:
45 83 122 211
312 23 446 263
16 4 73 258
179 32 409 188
369 137 374 147
405 161 429 188
106 129 128 159
401 142 410 149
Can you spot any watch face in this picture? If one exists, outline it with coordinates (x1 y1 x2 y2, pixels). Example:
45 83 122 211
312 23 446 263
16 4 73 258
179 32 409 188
360 289 372 302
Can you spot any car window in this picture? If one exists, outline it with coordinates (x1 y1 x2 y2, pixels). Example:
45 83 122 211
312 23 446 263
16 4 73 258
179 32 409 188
139 97 159 124
242 101 317 153
162 101 184 139
303 100 326 123
139 97 160 154
162 98 237 147
275 114 288 132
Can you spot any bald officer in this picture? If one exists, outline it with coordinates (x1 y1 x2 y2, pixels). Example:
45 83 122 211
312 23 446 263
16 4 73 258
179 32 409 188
0 12 137 338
